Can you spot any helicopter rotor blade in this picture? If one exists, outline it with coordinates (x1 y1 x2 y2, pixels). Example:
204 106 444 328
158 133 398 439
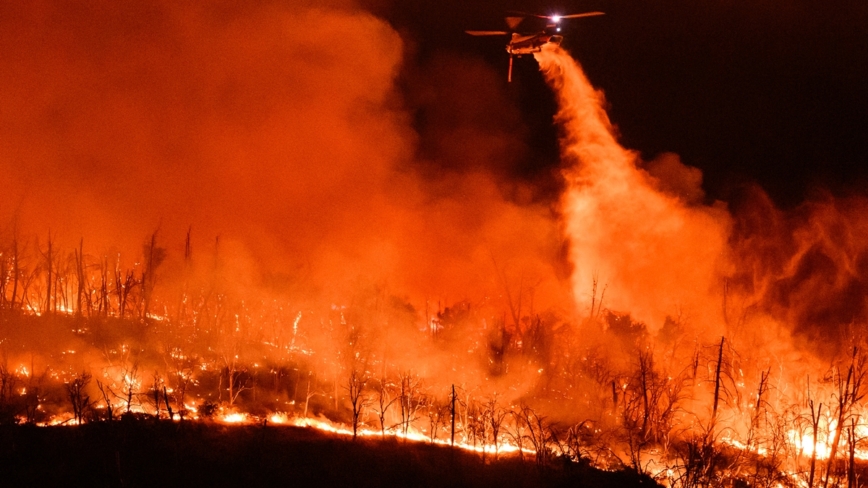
465 30 509 36
558 12 605 19
508 10 604 20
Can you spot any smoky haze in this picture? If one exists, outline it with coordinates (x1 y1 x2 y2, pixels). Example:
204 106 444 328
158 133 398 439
3 0 868 409
5 3 868 459
0 1 568 310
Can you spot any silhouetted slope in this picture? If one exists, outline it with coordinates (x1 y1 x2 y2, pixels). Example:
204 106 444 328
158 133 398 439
0 420 660 488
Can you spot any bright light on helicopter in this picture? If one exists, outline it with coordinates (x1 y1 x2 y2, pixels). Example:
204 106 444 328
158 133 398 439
552 15 561 22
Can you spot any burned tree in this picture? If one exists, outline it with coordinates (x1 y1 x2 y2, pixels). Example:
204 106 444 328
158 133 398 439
397 371 423 437
515 403 552 467
301 371 321 419
74 239 87 316
120 361 140 415
215 312 253 406
0 363 20 424
149 372 167 419
0 235 22 310
505 405 528 463
115 266 138 319
163 347 198 421
66 371 92 424
424 395 447 443
485 395 509 460
372 374 397 436
42 232 53 314
96 379 115 421
140 230 166 320
821 347 866 488
346 367 369 440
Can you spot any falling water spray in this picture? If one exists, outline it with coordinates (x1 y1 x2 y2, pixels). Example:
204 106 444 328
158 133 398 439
534 44 732 335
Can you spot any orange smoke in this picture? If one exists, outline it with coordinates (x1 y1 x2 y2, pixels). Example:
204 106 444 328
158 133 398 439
729 187 868 356
0 1 566 310
535 45 731 334
2 0 862 377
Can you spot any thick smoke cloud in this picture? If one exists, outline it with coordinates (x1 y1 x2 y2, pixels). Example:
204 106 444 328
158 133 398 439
3 0 862 382
1 1 405 251
0 1 566 309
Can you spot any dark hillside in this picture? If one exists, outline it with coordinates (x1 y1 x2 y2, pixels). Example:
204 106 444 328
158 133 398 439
0 420 659 488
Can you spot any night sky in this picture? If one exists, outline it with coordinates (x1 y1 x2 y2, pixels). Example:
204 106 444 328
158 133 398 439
372 0 868 207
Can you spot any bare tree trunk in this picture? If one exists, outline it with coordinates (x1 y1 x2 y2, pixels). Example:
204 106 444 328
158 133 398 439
44 233 52 314
847 419 856 488
374 375 395 437
163 386 173 421
0 244 7 310
97 380 115 421
152 374 161 418
346 368 368 441
99 257 109 316
66 371 91 424
451 384 456 447
823 348 860 488
304 375 314 419
176 226 193 325
75 239 85 316
227 366 235 406
639 350 652 440
141 230 162 319
10 236 19 310
712 336 725 422
809 399 822 488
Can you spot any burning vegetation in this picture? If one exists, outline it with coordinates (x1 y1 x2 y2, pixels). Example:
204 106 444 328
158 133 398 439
2 2 868 488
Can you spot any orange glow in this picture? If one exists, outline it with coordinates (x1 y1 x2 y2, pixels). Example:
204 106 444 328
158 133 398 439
1 4 867 487
220 413 249 424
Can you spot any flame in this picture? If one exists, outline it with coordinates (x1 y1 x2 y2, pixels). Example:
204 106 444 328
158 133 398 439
290 417 531 456
220 412 249 424
269 412 289 424
789 430 831 459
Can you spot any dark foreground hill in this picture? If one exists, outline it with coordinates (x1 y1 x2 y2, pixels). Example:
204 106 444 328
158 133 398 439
0 419 660 488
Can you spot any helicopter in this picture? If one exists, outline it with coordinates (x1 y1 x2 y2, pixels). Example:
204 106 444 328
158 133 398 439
466 11 604 82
